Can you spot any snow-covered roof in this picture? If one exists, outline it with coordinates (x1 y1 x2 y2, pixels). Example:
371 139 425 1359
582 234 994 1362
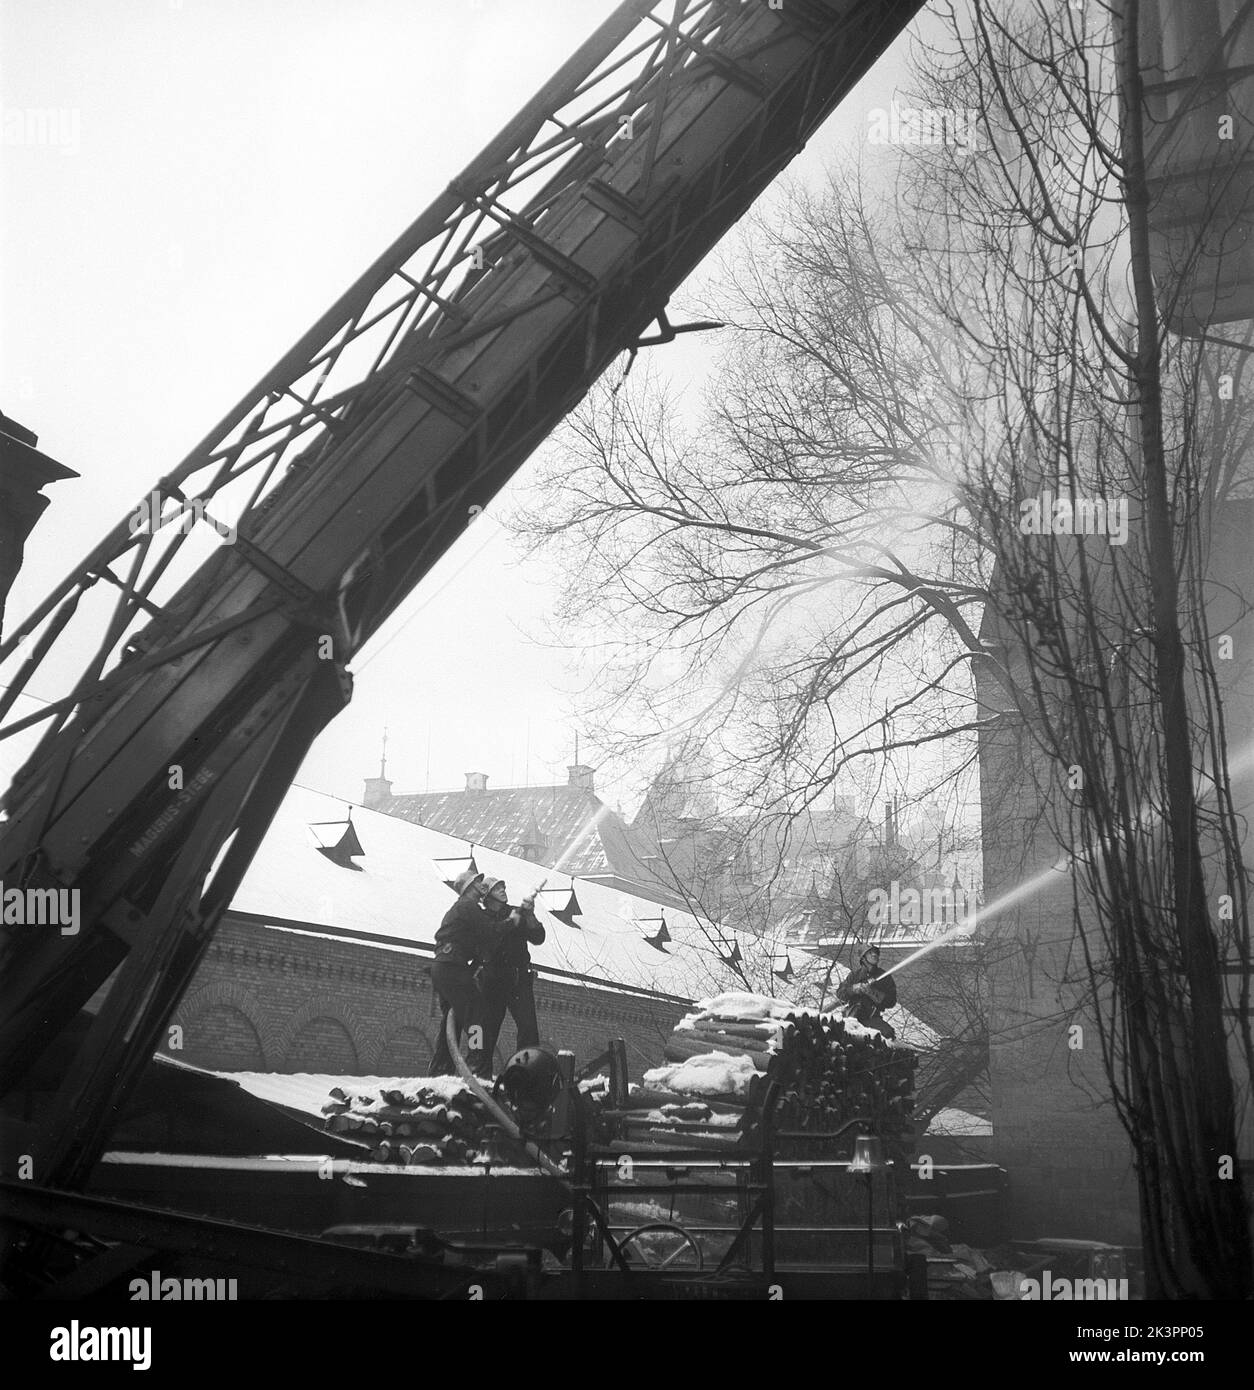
229 784 946 1051
378 782 660 888
231 784 748 1002
925 1107 993 1137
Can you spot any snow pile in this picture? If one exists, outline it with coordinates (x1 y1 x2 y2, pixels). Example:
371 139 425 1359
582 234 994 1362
643 1050 764 1097
644 1107 740 1128
598 989 916 1156
814 1011 887 1040
693 991 797 1020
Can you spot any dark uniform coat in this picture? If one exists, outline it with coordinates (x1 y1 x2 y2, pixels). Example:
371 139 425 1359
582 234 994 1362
429 897 497 1076
480 903 546 1059
837 962 897 1038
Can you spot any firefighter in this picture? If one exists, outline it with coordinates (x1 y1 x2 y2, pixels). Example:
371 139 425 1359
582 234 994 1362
837 944 897 1039
478 876 546 1066
428 868 494 1077
495 1044 563 1121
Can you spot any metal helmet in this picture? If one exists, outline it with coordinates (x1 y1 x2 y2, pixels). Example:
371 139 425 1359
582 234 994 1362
496 1045 562 1110
480 875 510 917
451 868 485 897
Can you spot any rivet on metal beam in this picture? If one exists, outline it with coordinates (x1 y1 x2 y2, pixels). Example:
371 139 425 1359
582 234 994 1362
582 180 646 236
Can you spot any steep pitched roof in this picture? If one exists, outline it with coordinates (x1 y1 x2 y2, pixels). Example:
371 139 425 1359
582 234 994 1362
224 784 944 1050
370 784 673 904
231 785 743 1002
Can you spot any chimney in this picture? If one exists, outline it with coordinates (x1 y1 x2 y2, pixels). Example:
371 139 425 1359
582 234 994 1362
465 771 488 793
567 764 595 792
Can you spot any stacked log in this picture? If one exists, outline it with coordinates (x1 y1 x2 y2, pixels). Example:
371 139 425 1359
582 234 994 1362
595 992 915 1159
588 1050 760 1150
608 1084 748 1150
662 1016 779 1072
320 1078 514 1166
769 1011 915 1162
589 996 771 1148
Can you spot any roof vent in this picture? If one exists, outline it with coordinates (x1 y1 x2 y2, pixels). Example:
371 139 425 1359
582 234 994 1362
465 771 488 793
310 811 364 871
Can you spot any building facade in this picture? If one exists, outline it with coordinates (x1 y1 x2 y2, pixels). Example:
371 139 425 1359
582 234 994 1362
166 785 729 1080
364 761 676 905
167 915 686 1078
977 500 1254 1245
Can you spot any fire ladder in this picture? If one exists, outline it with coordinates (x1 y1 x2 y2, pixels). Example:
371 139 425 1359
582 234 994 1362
0 0 923 1205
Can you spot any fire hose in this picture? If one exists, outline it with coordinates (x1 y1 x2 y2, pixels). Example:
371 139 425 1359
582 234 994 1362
447 1011 708 1274
444 1008 570 1184
443 877 567 1180
836 928 968 1017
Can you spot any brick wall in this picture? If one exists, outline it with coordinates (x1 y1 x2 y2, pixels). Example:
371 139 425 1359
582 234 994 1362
526 976 683 1073
165 917 686 1081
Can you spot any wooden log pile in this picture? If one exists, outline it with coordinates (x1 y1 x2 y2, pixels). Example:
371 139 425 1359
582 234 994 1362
596 992 915 1159
320 1078 510 1166
770 1011 915 1162
607 1089 748 1151
662 1016 779 1072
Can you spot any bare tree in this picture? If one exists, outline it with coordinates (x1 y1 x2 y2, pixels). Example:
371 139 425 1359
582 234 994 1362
513 0 1253 1297
513 174 997 831
904 0 1253 1297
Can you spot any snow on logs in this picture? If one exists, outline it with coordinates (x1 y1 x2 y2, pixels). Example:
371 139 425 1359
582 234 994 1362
320 1077 503 1166
599 992 916 1157
316 992 917 1165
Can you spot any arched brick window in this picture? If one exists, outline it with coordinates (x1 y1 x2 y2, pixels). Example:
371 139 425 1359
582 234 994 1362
182 1005 265 1071
375 1026 432 1076
284 1016 359 1073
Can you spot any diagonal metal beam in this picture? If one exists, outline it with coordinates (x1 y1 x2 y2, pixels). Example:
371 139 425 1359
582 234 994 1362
1 1182 490 1299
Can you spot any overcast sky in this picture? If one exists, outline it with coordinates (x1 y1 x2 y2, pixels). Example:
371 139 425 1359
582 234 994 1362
1 0 932 814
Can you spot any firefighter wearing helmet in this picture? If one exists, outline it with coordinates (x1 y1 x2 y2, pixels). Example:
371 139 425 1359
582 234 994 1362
495 1044 562 1117
836 943 897 1038
478 876 546 1063
428 867 495 1077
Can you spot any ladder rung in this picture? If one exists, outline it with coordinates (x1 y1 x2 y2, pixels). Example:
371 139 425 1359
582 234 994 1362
404 364 481 429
